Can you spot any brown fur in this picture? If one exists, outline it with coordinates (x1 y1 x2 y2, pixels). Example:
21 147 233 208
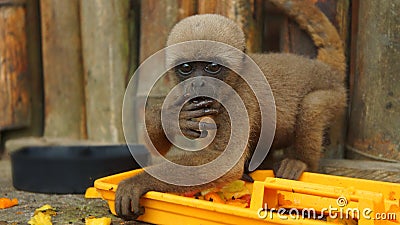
115 2 347 220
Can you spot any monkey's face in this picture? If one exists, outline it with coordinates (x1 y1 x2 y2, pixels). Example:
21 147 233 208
173 61 239 107
165 13 247 106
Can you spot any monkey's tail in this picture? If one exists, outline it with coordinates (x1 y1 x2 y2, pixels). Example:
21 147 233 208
268 0 346 73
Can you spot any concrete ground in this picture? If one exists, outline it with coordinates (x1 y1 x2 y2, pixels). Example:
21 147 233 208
0 158 147 225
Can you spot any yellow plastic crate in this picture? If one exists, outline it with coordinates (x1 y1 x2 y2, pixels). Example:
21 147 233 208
90 169 400 225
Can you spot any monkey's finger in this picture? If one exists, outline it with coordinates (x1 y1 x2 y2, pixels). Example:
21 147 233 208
182 99 215 110
279 170 301 180
174 93 192 106
181 129 201 139
274 159 288 178
273 161 281 177
180 108 219 119
199 130 208 138
182 120 217 130
199 121 217 130
115 198 122 217
288 170 303 180
286 160 307 180
119 197 136 220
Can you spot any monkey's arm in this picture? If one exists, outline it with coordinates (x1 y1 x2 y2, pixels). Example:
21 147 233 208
145 97 172 156
115 150 246 220
117 96 223 220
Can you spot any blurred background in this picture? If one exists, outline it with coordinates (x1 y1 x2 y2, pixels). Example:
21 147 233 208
0 0 399 180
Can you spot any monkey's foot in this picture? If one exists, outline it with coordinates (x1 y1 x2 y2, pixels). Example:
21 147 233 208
273 158 307 180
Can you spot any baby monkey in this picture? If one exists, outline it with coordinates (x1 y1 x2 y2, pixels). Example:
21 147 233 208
116 0 347 220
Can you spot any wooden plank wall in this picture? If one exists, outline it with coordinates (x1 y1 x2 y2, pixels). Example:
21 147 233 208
198 0 262 52
0 0 31 153
347 0 400 162
40 0 137 143
80 0 130 143
137 0 196 96
0 0 43 155
40 0 86 139
1 0 138 151
0 3 30 133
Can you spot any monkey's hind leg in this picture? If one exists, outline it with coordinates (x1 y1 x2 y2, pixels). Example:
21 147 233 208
275 89 346 179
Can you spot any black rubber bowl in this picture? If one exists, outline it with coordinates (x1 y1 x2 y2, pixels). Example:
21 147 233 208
10 144 147 194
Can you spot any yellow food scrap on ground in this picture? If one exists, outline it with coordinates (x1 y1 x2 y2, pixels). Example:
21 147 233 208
0 198 18 209
34 204 57 215
85 187 102 199
28 212 52 225
85 216 112 225
28 204 56 225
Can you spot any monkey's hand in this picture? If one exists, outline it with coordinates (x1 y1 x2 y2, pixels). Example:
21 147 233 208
179 97 219 139
115 174 149 220
274 158 307 180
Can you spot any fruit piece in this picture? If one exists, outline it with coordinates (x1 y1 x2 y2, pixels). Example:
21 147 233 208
85 216 111 225
196 196 205 200
200 187 220 196
182 190 201 197
0 198 18 209
221 187 251 200
220 180 251 199
239 194 251 208
180 180 252 208
221 180 245 193
204 192 225 203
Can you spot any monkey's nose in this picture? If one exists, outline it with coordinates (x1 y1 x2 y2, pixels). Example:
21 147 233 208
191 79 205 87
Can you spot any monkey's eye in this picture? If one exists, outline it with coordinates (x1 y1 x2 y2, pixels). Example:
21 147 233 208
177 63 193 76
204 63 222 74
